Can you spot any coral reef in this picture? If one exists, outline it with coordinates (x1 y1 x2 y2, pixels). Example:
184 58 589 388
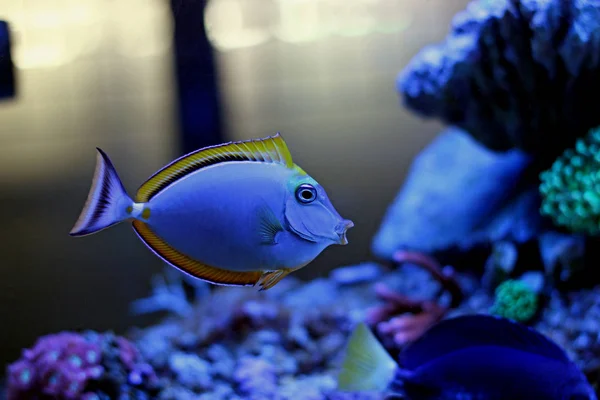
540 126 600 235
375 0 600 258
364 251 463 349
120 262 600 398
6 331 158 400
371 127 538 258
8 0 600 398
398 0 600 164
6 260 600 398
127 267 390 400
373 0 600 351
130 267 209 318
489 279 539 323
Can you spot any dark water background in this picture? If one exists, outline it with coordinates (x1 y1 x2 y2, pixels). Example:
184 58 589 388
0 0 468 368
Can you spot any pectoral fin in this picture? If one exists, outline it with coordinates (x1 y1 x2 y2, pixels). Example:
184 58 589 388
256 202 284 245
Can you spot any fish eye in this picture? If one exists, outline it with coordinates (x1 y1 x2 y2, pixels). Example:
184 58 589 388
295 184 317 204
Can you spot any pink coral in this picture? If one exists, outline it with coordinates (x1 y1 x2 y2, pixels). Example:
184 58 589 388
6 332 104 399
365 250 463 348
6 331 158 400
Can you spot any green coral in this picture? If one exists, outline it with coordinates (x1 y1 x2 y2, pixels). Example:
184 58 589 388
540 126 600 234
490 279 538 323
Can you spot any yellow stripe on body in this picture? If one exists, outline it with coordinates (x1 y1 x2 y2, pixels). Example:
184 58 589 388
132 220 264 287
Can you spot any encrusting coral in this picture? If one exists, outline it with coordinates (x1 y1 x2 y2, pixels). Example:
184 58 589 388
6 331 158 400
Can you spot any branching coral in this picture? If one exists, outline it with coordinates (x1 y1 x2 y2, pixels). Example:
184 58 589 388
130 266 210 318
490 279 539 323
365 251 464 348
6 331 158 400
540 126 600 235
399 0 600 166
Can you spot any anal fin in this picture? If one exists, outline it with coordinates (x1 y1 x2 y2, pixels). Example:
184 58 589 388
258 267 298 291
132 220 263 287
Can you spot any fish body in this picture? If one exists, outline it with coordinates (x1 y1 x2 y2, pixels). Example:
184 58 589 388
400 346 587 400
70 133 353 290
337 314 596 400
148 161 325 271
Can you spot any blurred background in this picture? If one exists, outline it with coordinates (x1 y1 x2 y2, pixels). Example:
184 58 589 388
0 0 469 368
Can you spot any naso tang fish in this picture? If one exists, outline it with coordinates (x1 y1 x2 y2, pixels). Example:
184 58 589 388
70 133 354 291
337 314 596 400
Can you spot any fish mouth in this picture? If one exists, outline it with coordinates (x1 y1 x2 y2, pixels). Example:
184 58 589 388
335 219 354 245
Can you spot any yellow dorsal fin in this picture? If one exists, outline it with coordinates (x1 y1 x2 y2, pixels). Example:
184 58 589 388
135 133 293 203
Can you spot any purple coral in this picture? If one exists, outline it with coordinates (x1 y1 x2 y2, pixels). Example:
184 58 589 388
399 0 600 166
6 331 158 400
6 332 103 400
233 356 278 397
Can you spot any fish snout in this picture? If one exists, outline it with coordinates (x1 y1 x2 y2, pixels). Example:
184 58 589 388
334 219 354 245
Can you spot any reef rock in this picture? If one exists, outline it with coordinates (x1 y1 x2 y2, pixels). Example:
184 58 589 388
399 0 600 167
372 127 539 258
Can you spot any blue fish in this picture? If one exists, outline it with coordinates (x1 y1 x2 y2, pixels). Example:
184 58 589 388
337 314 596 400
70 133 353 291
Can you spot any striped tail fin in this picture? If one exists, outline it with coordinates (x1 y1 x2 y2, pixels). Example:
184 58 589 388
69 148 134 236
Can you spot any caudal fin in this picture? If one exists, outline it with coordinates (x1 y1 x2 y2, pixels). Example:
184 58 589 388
336 322 398 392
70 148 134 236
